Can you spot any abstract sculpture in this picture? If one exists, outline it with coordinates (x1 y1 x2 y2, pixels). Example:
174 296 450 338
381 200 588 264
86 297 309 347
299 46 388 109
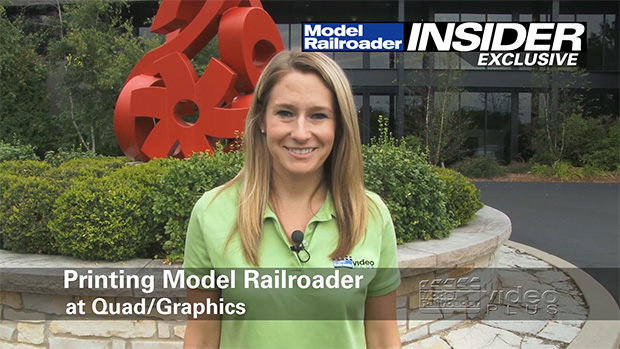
114 0 283 161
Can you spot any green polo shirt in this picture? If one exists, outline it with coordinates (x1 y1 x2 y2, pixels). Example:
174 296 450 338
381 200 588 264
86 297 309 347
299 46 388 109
183 183 400 348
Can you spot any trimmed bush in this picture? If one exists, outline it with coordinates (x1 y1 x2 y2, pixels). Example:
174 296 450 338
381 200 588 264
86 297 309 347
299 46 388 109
0 174 65 254
50 157 128 181
363 143 452 243
153 151 244 262
451 156 507 179
0 144 485 261
434 167 484 227
0 160 53 177
49 159 172 261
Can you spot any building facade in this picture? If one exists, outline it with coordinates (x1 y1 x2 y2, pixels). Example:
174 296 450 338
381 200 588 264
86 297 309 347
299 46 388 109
9 0 619 163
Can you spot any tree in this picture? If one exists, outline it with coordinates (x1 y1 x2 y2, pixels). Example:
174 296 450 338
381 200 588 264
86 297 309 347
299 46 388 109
529 66 589 164
48 0 162 155
405 52 471 166
0 5 55 156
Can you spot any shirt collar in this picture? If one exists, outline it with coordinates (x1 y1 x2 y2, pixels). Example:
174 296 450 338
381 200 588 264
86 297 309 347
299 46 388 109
264 191 336 223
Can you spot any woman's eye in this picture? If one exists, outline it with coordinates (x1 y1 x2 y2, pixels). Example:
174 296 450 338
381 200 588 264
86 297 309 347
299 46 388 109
277 110 292 117
312 113 328 120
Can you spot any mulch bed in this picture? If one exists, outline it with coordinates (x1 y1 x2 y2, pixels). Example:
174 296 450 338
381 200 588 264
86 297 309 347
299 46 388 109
471 173 620 183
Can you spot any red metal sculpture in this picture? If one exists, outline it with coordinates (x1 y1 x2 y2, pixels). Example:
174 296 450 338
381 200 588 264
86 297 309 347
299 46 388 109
114 0 283 161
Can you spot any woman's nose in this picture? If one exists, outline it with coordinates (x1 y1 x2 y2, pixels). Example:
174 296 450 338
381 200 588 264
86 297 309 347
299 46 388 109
291 116 312 142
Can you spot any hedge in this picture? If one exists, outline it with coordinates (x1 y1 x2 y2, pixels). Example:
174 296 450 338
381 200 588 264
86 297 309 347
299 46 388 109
0 174 65 254
153 151 244 262
434 167 484 227
1 146 484 261
49 159 172 261
363 137 454 242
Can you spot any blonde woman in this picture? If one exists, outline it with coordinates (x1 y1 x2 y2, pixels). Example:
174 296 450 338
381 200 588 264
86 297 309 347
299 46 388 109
183 51 401 348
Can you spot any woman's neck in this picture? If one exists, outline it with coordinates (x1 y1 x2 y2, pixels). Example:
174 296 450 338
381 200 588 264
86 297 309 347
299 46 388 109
270 170 327 208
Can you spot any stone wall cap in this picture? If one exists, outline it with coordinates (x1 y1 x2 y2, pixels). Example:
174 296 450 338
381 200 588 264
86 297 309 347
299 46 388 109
0 206 510 297
397 205 511 271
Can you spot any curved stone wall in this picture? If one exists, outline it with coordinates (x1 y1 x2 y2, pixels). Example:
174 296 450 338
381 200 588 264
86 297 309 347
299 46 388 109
0 206 511 348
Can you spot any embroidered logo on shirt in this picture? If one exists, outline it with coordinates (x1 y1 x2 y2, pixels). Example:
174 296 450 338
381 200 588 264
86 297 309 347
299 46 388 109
333 256 376 269
333 256 354 268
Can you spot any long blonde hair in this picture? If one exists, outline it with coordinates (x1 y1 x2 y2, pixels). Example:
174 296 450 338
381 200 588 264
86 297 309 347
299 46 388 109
224 51 368 266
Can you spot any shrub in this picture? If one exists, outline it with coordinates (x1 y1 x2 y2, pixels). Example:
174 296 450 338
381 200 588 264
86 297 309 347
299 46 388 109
0 174 65 254
450 156 506 179
552 161 585 180
363 143 452 243
153 151 244 262
49 159 171 261
0 160 53 177
50 157 128 182
400 134 425 153
434 167 484 227
504 161 533 174
582 163 610 178
0 174 18 248
531 115 619 170
530 164 553 176
580 121 619 172
531 162 586 180
530 152 557 166
0 141 38 162
44 148 100 167
582 149 620 173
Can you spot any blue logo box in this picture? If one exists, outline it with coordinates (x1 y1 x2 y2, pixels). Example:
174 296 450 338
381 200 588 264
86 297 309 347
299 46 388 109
302 23 405 52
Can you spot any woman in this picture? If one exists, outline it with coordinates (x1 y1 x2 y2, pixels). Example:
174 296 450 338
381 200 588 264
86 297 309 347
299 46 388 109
183 51 401 348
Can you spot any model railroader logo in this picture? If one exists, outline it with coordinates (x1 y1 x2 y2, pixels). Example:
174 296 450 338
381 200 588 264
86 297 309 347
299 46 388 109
303 22 586 67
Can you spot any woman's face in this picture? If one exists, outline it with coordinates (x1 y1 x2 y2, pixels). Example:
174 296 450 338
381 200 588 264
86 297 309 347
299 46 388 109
262 71 336 181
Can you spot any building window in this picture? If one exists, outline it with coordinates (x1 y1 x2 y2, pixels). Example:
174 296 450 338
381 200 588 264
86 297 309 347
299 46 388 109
404 53 423 69
290 24 302 50
334 52 363 69
277 24 290 50
461 92 486 157
403 94 424 135
604 14 618 71
559 14 575 22
369 52 391 69
138 27 155 40
487 14 511 22
434 13 459 22
461 14 485 22
577 14 605 70
369 95 392 139
486 93 511 161
354 94 364 133
518 93 532 124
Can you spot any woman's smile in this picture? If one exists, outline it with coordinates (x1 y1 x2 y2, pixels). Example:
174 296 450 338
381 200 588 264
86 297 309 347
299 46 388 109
284 146 318 156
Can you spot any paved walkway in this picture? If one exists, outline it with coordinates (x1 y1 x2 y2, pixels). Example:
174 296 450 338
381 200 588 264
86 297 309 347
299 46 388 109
475 182 619 303
403 243 612 349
